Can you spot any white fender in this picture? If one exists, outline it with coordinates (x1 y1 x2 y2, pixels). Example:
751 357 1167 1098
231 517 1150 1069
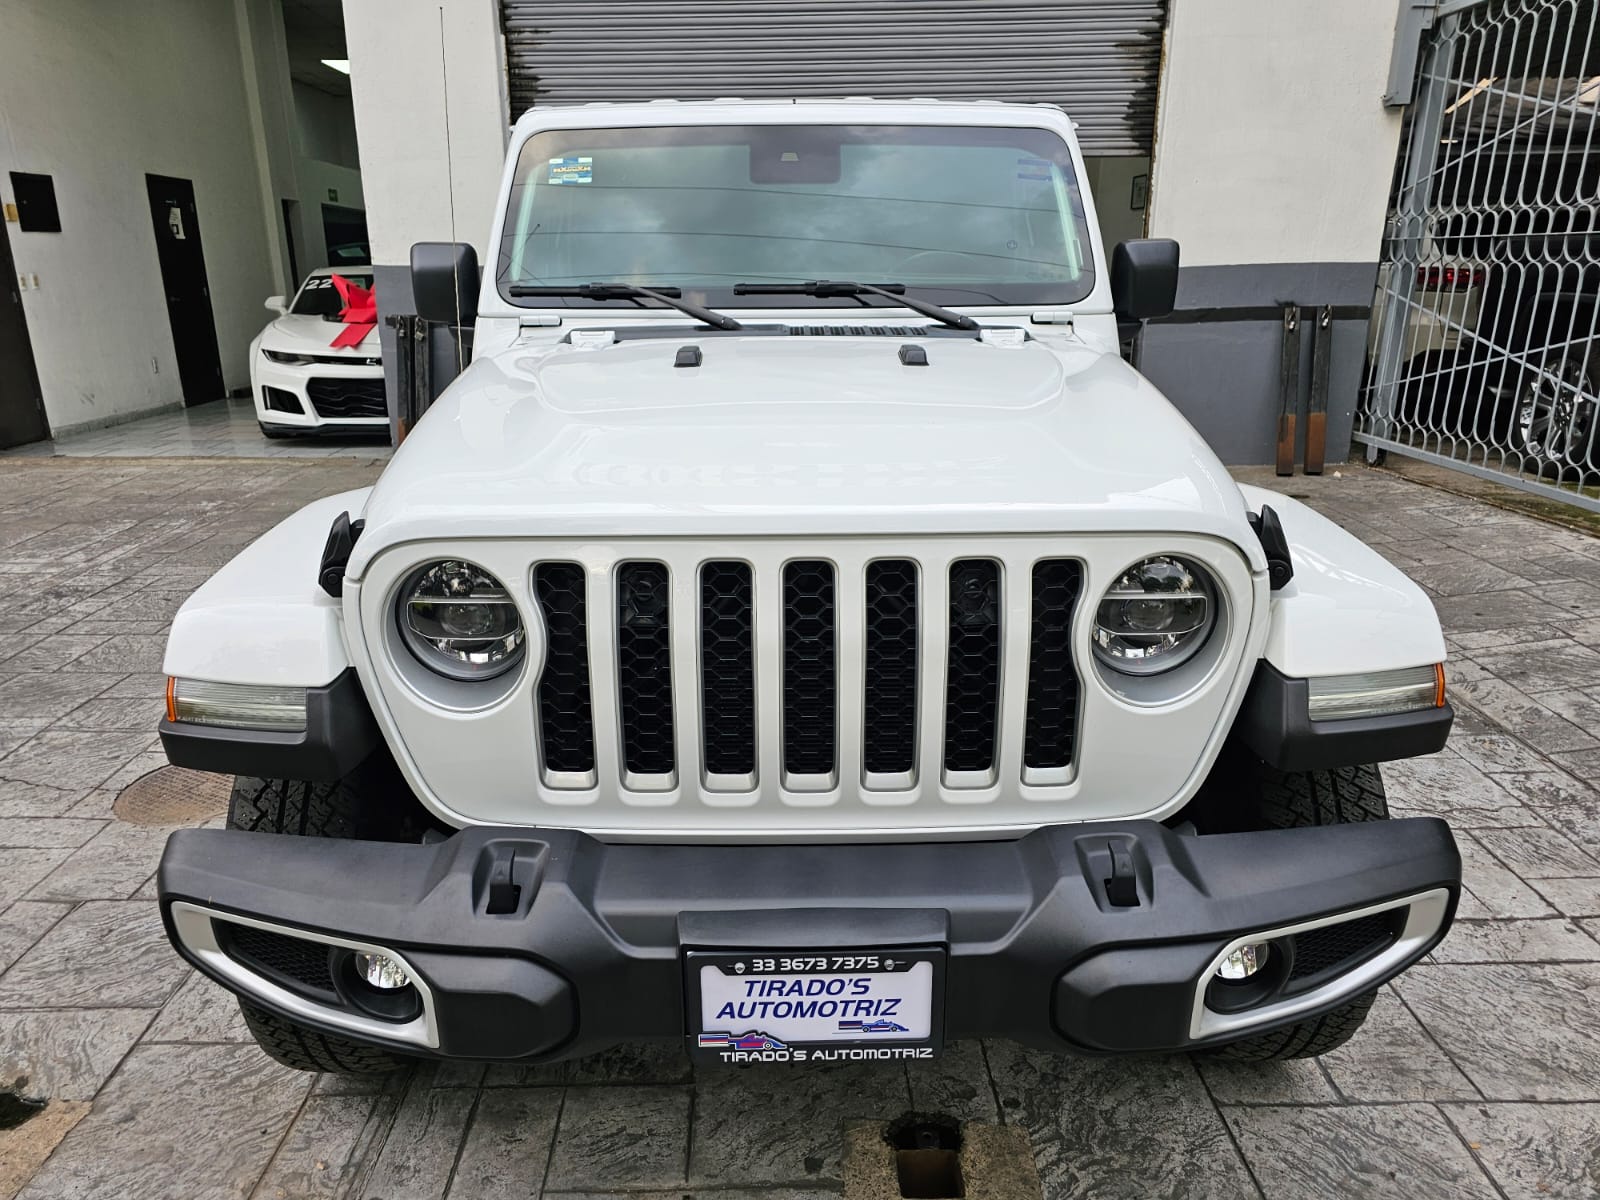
1237 485 1446 678
162 489 371 687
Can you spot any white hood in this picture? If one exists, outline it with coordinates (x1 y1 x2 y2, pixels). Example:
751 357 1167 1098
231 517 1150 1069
259 313 380 358
350 333 1255 575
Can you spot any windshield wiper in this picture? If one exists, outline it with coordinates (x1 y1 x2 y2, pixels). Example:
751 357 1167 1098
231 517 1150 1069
731 280 979 331
507 283 742 331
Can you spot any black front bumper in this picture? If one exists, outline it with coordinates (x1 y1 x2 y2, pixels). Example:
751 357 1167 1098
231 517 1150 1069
158 817 1460 1063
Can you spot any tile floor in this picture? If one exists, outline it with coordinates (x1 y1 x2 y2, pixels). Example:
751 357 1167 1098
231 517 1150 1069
1 397 393 461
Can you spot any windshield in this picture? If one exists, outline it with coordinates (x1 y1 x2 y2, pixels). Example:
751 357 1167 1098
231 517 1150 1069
290 272 374 317
495 124 1095 309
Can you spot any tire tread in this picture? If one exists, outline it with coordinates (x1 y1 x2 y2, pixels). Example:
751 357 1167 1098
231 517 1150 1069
239 1001 408 1074
1201 761 1389 1062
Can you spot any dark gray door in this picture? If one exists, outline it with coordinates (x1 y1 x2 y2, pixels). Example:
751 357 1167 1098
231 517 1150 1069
499 0 1169 156
0 217 49 448
146 174 224 406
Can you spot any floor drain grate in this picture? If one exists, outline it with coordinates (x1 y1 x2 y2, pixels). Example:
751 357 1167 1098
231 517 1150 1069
113 766 231 827
887 1114 965 1199
844 1112 1043 1200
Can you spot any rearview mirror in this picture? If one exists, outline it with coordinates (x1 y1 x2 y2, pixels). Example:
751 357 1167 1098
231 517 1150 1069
411 242 479 327
1111 239 1180 321
265 295 286 315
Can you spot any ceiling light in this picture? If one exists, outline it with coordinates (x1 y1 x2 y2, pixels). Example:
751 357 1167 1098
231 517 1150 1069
321 58 350 75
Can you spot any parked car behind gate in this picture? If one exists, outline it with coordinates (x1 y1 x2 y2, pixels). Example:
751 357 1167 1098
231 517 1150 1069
1367 75 1600 476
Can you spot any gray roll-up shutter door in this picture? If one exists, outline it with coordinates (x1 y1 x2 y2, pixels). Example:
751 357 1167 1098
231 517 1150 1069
499 0 1168 155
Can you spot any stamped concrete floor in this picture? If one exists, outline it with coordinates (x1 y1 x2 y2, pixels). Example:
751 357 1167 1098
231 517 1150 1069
3 456 1600 1199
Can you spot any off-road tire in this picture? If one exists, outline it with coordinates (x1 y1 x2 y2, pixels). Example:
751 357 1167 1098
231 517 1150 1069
1198 760 1388 1061
227 756 424 1075
226 754 425 842
240 1001 409 1074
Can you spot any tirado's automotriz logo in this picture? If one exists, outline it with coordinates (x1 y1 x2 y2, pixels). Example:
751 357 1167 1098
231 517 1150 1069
695 1028 932 1063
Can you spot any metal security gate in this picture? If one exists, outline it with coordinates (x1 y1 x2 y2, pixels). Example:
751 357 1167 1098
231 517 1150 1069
1357 0 1600 511
498 0 1168 155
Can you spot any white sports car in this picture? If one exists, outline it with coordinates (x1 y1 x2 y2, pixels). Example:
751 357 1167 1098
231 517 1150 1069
250 268 387 438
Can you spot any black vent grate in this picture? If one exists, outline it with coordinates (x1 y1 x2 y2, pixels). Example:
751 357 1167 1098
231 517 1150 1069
782 561 837 776
306 376 386 419
534 563 596 775
616 562 674 775
943 560 1002 773
1023 559 1084 770
864 560 919 775
1290 913 1398 981
223 924 336 997
701 562 755 776
786 324 928 337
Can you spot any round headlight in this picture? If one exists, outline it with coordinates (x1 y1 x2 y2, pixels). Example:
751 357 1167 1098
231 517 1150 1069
1092 555 1217 675
398 560 525 681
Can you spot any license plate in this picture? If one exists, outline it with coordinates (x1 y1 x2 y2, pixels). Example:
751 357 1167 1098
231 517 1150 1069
686 947 944 1064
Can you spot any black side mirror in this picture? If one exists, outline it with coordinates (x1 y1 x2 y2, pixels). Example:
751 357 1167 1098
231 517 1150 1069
411 242 479 327
1111 239 1180 321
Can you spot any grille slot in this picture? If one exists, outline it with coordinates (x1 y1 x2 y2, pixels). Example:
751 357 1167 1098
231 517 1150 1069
616 562 674 778
943 560 1002 775
222 923 337 998
863 560 919 777
1023 559 1084 774
700 562 755 778
1289 913 1399 983
534 563 596 780
305 376 386 419
782 560 837 779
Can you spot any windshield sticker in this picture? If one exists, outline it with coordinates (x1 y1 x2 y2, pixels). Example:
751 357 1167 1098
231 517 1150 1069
1017 157 1053 181
548 156 593 184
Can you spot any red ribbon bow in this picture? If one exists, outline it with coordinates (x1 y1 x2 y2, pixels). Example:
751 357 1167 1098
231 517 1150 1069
329 273 376 348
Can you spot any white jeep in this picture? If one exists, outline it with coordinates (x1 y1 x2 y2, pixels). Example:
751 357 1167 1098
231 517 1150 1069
156 100 1460 1075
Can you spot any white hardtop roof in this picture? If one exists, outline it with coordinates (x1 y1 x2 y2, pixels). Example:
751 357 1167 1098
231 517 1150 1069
511 97 1074 136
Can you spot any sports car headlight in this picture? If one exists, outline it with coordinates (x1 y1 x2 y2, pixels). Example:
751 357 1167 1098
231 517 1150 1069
398 560 525 681
1093 555 1218 675
262 349 313 365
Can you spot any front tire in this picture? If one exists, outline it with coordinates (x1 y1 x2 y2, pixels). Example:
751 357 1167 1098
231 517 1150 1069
226 755 423 1075
240 1002 409 1075
1193 758 1390 1061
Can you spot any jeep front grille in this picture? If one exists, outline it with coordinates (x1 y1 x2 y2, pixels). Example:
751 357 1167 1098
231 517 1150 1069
530 554 1083 795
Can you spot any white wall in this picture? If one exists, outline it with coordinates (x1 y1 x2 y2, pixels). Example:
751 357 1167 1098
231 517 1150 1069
1147 0 1404 267
343 0 509 264
294 81 361 168
0 0 279 432
235 0 301 296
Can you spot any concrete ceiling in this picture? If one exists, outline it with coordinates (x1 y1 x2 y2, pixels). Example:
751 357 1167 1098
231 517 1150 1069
281 0 349 96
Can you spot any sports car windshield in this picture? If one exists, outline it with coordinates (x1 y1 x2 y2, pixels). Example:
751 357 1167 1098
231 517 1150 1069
495 124 1095 309
291 272 374 317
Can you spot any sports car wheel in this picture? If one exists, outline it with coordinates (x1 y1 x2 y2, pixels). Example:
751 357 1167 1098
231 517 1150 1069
1515 348 1599 472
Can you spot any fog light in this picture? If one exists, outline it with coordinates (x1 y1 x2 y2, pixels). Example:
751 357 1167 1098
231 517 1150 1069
353 951 410 990
1217 941 1270 981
